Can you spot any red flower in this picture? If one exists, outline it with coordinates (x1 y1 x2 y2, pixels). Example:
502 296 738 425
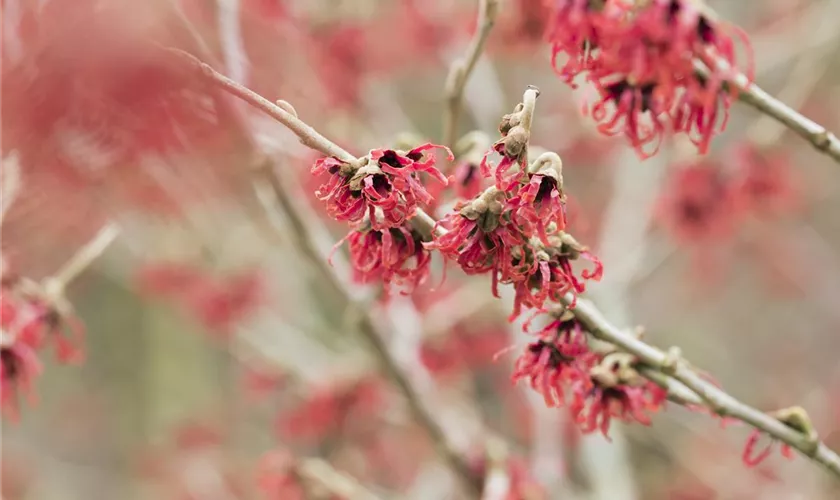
275 378 385 444
507 233 603 320
309 24 368 109
420 325 509 378
0 342 42 421
574 380 667 439
338 224 432 294
136 264 264 336
312 144 451 230
4 0 231 159
547 0 627 86
730 144 800 218
426 189 525 295
548 0 753 155
742 429 795 467
511 312 594 408
508 154 567 245
655 160 738 245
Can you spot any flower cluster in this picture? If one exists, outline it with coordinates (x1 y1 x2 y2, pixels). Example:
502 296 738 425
656 145 800 248
135 263 265 337
316 144 452 292
548 0 753 156
430 103 601 319
312 144 451 230
274 377 386 446
512 311 667 438
339 221 432 295
0 273 85 420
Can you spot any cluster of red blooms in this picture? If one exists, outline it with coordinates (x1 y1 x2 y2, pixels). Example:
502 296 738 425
656 144 799 247
313 144 452 295
512 310 668 438
547 0 753 157
430 94 602 320
274 377 386 446
0 271 84 420
136 263 265 337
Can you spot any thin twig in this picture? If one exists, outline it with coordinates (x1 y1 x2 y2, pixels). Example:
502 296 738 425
46 223 121 292
690 14 840 163
295 458 383 500
442 0 500 149
559 294 840 479
747 29 838 147
251 160 481 496
0 152 22 228
170 48 354 163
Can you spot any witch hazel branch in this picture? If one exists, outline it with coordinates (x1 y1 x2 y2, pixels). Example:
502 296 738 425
176 37 840 484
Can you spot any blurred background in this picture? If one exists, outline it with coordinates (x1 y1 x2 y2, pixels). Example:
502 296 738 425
3 0 840 498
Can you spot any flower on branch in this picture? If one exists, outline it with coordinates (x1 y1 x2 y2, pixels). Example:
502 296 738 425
312 144 452 230
426 188 526 293
548 0 753 155
507 232 603 319
508 152 567 245
655 160 737 246
510 310 594 408
570 352 669 440
337 218 432 295
481 90 539 190
0 274 88 420
743 406 816 468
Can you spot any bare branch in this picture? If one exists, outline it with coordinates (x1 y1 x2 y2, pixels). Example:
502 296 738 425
46 223 120 293
690 6 840 163
442 0 500 148
0 152 22 227
170 48 355 163
295 457 383 500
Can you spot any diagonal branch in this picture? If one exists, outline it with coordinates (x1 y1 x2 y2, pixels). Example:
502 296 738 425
179 47 840 483
559 294 840 479
691 2 840 163
442 0 500 149
731 67 840 162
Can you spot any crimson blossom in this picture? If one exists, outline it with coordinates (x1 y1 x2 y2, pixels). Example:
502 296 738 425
742 429 795 468
339 222 432 295
511 310 594 408
0 273 88 420
569 358 669 440
655 159 739 246
312 144 452 230
548 0 753 156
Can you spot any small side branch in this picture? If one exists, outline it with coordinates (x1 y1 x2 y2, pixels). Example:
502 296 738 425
442 0 500 148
